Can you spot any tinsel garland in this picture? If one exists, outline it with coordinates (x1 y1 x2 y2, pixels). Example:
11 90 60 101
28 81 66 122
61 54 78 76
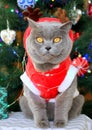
0 87 8 119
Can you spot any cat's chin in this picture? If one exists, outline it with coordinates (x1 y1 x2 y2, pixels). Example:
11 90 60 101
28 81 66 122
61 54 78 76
31 50 67 65
33 62 58 72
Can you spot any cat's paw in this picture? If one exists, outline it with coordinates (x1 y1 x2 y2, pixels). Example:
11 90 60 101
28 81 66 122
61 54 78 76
36 119 50 128
54 119 67 128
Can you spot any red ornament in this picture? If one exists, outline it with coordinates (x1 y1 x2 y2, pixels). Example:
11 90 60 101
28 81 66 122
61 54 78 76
72 57 89 76
87 3 92 17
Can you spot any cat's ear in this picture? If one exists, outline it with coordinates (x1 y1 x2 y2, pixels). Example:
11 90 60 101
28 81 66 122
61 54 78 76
27 18 38 28
60 21 72 33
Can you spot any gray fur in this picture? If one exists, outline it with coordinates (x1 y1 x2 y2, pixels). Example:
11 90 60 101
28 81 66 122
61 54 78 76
19 18 84 128
26 19 73 71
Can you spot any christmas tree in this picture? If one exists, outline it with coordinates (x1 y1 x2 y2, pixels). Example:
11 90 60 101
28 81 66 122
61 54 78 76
0 0 92 118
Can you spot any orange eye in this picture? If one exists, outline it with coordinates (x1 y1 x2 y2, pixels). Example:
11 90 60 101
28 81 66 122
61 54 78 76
53 37 61 43
36 37 44 43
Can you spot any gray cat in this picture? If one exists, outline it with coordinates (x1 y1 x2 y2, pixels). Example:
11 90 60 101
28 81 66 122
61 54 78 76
19 18 84 128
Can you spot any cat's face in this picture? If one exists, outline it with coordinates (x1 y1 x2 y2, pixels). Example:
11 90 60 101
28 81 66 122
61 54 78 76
26 18 73 65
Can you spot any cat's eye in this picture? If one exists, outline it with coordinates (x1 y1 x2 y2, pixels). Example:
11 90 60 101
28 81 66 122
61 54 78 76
53 37 61 43
36 37 44 43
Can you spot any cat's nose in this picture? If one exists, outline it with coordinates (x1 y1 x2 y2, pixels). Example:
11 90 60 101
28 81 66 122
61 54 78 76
45 46 51 51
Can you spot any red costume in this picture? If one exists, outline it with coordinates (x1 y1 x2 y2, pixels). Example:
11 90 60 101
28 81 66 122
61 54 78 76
26 56 71 100
20 18 89 101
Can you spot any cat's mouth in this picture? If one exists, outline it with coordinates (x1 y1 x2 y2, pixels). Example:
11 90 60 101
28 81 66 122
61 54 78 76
38 52 64 64
41 51 63 57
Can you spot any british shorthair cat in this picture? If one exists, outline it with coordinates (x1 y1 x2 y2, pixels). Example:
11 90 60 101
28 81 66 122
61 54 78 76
19 17 84 128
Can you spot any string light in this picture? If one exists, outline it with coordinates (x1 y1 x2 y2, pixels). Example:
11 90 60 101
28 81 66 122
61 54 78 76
7 89 23 109
50 4 53 7
0 43 2 47
17 43 20 46
15 9 19 14
87 69 91 73
10 8 14 12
